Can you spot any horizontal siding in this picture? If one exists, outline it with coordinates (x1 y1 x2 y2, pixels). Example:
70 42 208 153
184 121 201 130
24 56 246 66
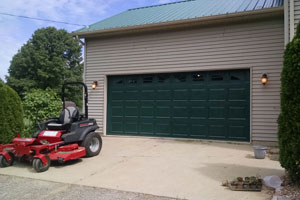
288 0 300 40
294 0 300 31
85 17 284 143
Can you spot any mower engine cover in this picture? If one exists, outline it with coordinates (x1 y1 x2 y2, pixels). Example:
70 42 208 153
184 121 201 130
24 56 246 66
37 130 62 144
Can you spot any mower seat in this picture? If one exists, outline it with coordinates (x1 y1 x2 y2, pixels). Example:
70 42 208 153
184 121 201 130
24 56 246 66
47 106 79 131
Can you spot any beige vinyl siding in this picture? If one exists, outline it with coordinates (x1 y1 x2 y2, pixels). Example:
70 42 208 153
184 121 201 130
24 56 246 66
85 16 284 142
287 0 300 41
295 0 300 31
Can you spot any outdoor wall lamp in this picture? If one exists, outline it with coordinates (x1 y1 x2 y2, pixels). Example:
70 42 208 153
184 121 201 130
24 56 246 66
261 74 268 85
92 81 98 89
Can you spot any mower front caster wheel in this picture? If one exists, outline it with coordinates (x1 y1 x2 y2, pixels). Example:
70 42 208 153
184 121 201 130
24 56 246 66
33 156 51 173
0 153 15 167
82 132 102 157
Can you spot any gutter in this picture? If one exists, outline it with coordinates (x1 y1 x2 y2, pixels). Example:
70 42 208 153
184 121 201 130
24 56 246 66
72 7 284 38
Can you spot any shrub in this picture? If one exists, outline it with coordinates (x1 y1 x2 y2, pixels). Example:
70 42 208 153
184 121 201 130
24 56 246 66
0 82 24 144
23 88 61 136
278 24 300 184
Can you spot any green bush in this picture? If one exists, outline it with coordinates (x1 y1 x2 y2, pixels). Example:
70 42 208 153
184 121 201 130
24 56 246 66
0 82 24 144
278 24 300 184
23 88 61 136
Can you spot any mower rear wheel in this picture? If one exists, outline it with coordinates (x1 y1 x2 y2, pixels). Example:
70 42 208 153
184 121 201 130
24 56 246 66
0 153 14 167
82 132 102 157
33 155 51 173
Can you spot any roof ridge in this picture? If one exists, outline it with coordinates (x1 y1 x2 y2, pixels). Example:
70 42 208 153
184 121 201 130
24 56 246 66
128 0 196 11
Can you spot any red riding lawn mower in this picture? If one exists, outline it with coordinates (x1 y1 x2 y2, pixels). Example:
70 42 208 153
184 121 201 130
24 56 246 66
0 82 102 172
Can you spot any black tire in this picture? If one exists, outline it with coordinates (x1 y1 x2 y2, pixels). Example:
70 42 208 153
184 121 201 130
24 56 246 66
82 132 102 157
0 153 14 167
32 155 51 173
7 152 15 166
0 155 9 167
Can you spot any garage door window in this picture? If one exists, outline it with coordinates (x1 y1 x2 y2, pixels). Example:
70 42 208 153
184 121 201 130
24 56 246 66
143 76 153 83
158 74 170 83
174 74 186 82
192 73 204 81
211 74 223 81
128 78 137 84
113 79 123 85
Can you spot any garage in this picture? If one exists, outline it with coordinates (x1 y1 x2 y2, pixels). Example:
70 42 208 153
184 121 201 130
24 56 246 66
107 69 250 142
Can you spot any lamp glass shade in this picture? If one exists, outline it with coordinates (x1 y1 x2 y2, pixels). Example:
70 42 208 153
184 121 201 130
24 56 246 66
261 74 268 85
92 81 97 89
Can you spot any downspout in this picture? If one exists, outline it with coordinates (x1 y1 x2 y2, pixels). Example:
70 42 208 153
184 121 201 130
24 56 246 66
289 0 295 41
284 0 289 45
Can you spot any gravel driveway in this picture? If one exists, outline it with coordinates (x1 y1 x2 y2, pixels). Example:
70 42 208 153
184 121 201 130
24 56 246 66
0 175 178 200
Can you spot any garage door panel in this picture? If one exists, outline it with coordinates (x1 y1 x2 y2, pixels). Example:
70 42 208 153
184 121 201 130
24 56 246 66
124 117 138 133
124 106 138 116
173 106 188 118
125 90 139 100
124 123 138 133
173 100 189 107
108 70 250 141
228 106 247 119
140 118 154 134
209 107 226 119
173 123 189 136
124 100 139 106
140 106 154 117
190 124 207 137
141 90 155 100
112 106 123 117
155 121 171 135
174 89 188 100
190 106 207 118
140 100 155 106
228 125 248 140
111 122 123 133
111 100 122 106
229 88 248 100
209 88 227 101
111 91 123 100
157 90 172 100
156 106 171 117
190 89 207 100
209 125 227 139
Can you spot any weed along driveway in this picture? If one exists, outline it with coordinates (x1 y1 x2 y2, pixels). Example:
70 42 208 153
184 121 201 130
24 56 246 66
0 137 284 200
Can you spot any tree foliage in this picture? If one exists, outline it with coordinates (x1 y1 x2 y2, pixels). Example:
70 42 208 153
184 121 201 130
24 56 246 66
6 27 83 106
278 24 300 184
23 89 62 135
0 82 24 144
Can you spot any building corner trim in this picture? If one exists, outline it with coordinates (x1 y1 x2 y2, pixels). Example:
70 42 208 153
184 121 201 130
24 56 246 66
284 0 289 45
289 0 295 41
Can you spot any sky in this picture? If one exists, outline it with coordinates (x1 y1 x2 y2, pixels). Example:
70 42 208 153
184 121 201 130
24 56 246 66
0 0 180 81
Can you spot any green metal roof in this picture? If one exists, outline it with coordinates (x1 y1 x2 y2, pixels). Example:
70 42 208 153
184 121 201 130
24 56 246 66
75 0 283 33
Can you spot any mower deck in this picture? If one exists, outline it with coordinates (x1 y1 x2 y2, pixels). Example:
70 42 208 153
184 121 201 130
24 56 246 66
0 134 86 172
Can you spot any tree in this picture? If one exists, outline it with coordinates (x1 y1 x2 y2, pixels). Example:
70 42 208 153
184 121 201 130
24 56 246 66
0 82 24 144
6 27 83 105
278 24 300 184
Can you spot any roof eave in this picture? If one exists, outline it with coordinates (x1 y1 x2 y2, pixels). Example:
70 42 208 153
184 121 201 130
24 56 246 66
72 7 283 38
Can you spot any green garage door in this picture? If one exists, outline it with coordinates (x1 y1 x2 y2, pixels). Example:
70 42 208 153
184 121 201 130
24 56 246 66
107 70 250 141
